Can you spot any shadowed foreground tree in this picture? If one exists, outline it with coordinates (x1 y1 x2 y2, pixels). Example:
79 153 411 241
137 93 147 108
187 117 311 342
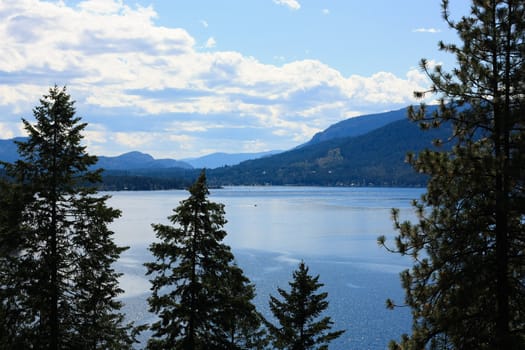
267 261 344 350
379 1 525 349
145 171 266 349
0 86 137 349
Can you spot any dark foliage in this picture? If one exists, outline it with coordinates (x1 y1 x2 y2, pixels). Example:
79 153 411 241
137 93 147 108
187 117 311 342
379 1 525 349
267 261 344 350
208 118 452 187
145 171 266 349
0 86 137 349
99 170 193 191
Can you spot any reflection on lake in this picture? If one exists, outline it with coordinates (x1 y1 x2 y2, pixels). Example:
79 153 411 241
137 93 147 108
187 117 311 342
107 186 424 349
109 186 422 258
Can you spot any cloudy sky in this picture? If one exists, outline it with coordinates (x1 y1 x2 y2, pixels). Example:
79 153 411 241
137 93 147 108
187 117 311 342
0 0 469 159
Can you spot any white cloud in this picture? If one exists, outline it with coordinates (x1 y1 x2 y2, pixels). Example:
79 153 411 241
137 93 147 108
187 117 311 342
0 84 44 112
0 123 15 139
342 70 428 105
77 0 127 15
84 124 109 144
205 37 216 48
241 139 269 153
0 0 194 75
200 19 209 28
114 132 156 148
413 28 441 33
273 0 301 10
82 123 111 155
0 0 433 158
167 121 212 133
169 134 195 145
168 134 196 152
322 9 330 15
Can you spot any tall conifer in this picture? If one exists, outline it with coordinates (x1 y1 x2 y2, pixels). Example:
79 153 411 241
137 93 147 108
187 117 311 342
0 86 135 349
379 1 525 349
145 171 265 349
267 261 344 350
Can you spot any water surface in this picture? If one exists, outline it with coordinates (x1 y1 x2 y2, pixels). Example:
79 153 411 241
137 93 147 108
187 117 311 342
107 186 424 349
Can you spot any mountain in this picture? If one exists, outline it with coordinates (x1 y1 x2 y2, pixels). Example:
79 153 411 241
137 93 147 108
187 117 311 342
183 150 282 169
95 151 192 170
0 106 451 188
208 117 452 187
303 105 439 146
0 137 26 163
0 141 192 171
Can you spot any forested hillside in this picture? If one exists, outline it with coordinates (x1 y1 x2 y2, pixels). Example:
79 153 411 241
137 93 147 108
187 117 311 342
0 109 451 189
207 117 452 187
303 106 437 146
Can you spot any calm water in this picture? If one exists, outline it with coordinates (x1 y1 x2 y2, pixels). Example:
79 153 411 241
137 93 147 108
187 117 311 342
107 186 424 349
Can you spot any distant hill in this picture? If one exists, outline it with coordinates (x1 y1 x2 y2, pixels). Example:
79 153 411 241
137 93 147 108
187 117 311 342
0 139 280 171
0 142 193 171
208 117 452 187
0 106 454 188
96 151 192 170
183 150 282 169
303 105 439 146
0 137 26 163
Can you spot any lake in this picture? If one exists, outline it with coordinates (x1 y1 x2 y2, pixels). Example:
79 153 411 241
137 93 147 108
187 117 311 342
108 186 424 349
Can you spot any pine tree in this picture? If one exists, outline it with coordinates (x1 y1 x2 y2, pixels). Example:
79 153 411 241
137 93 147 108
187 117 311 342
267 261 344 350
68 193 139 350
145 170 265 349
378 1 525 349
0 86 136 349
214 264 268 349
0 179 35 348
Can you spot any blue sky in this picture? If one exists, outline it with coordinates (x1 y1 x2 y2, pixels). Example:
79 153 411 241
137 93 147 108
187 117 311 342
0 0 469 158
